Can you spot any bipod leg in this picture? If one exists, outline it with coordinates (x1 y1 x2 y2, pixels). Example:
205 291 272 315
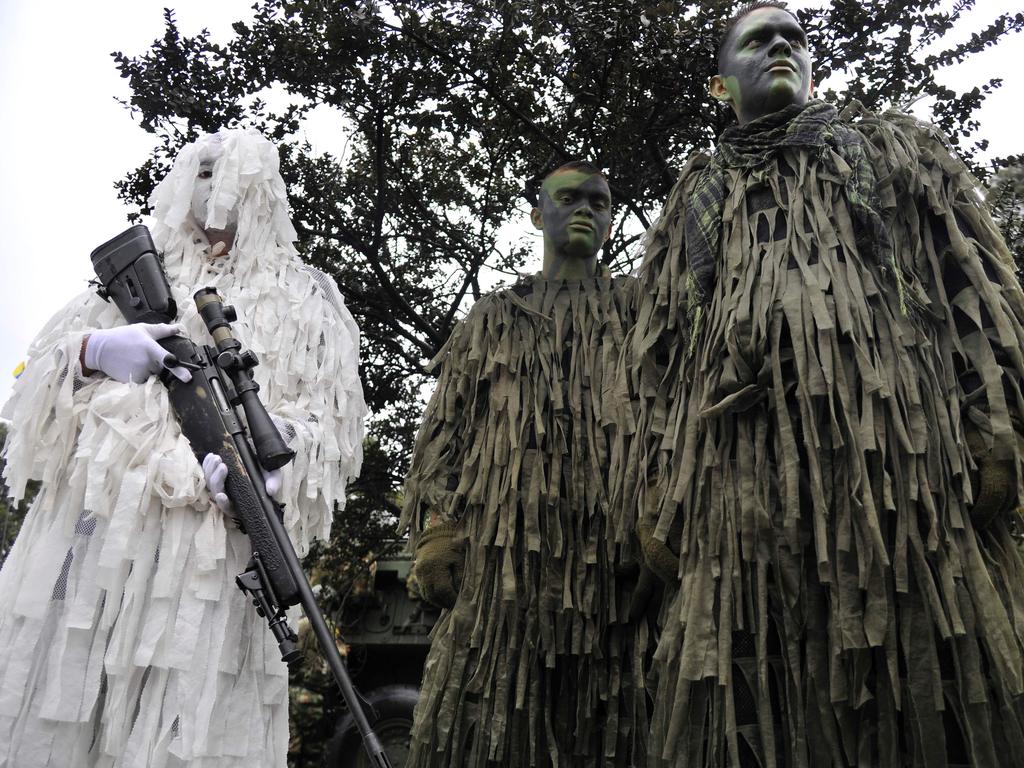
236 552 301 664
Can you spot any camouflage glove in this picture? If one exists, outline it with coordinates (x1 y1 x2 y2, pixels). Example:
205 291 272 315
636 517 680 584
629 515 682 621
965 423 1019 530
413 522 465 610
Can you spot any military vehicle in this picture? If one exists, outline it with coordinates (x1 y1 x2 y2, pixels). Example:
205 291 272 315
322 553 440 767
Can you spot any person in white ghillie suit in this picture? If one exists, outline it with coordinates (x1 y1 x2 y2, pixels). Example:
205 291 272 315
0 128 366 767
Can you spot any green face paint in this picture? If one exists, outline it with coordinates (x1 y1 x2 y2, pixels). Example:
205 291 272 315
535 170 612 279
717 7 812 124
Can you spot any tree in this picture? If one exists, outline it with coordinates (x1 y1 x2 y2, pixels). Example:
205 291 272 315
112 0 1024 381
111 2 1023 761
0 423 39 567
988 156 1024 269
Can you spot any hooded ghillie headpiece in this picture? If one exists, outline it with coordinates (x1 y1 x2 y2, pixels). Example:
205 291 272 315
149 128 298 288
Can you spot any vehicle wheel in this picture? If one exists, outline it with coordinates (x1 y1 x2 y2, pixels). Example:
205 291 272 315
323 684 419 768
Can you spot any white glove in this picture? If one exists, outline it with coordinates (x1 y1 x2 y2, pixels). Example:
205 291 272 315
203 453 232 512
83 323 191 383
202 453 283 513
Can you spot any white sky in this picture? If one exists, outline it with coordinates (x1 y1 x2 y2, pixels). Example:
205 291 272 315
0 0 1021 409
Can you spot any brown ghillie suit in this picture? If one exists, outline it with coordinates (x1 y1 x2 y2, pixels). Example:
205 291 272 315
401 271 647 767
626 101 1024 767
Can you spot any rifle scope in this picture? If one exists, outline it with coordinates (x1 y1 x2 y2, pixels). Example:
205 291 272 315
194 288 295 471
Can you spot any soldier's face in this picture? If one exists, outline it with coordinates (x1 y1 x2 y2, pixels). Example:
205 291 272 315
711 8 813 125
190 161 216 228
533 171 612 260
190 159 238 234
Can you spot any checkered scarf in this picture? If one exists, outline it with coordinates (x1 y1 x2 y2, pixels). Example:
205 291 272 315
684 100 900 314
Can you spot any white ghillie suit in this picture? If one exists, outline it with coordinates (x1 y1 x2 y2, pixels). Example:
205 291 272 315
0 128 366 767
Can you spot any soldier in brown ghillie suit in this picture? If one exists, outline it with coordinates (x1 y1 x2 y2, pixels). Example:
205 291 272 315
401 163 648 766
625 2 1024 766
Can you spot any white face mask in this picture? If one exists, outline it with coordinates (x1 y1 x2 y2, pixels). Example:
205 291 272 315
190 158 238 234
